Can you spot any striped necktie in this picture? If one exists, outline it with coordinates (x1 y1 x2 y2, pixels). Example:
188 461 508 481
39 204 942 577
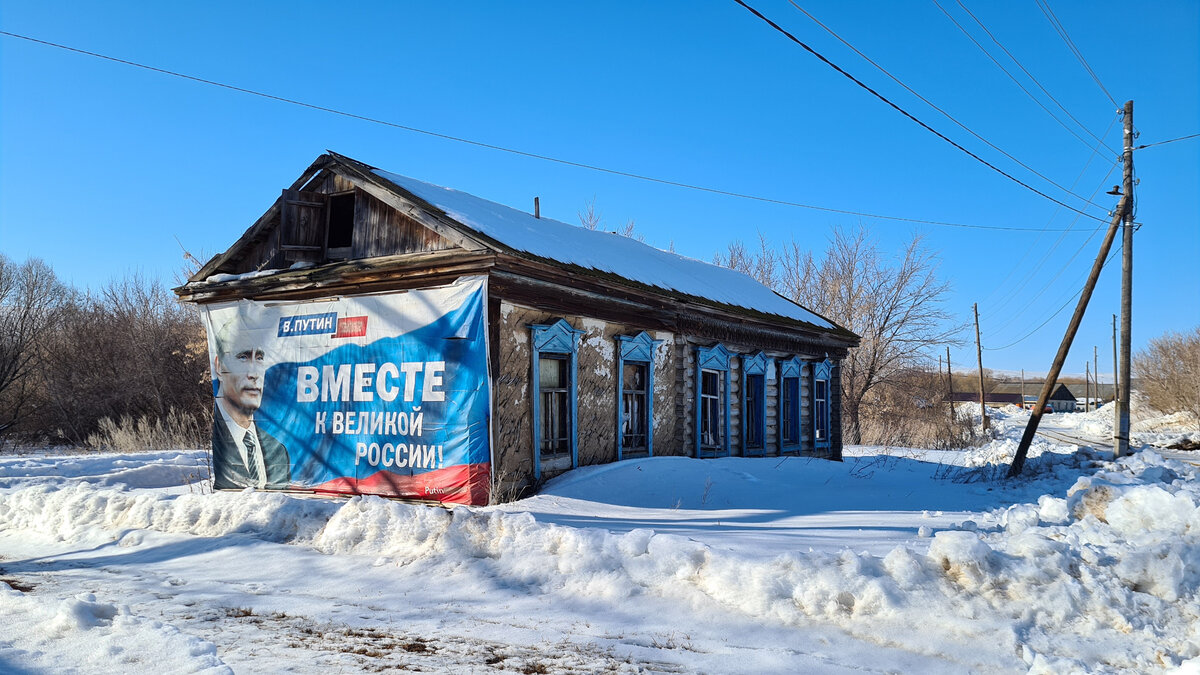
243 431 264 486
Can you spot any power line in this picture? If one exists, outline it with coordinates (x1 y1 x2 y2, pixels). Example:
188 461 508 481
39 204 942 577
980 152 1119 316
949 0 1112 151
983 244 1121 351
1034 0 1119 108
985 219 1103 334
0 29 1103 234
1137 132 1200 150
786 0 1106 210
930 0 1108 153
729 1 1107 224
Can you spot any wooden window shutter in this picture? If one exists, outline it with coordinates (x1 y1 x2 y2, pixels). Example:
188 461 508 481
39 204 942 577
279 189 328 261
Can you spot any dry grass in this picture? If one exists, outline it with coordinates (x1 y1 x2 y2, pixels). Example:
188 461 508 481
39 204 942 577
85 408 209 453
858 394 980 450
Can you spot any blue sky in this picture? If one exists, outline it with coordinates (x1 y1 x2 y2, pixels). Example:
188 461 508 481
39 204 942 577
1 1 1196 376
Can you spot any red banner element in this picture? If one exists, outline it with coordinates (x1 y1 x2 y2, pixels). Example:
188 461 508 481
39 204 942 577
332 316 368 338
311 463 491 506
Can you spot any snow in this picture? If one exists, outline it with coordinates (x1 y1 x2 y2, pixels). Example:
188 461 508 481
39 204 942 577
1 407 1198 672
200 269 282 284
197 262 312 285
1050 391 1200 450
0 588 226 674
373 168 835 330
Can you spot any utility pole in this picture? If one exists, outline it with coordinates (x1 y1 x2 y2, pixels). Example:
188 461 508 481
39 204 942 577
974 303 988 432
1021 369 1026 409
1008 100 1135 477
1086 361 1091 413
1007 193 1130 476
1094 345 1099 413
1113 314 1119 451
947 346 955 427
1118 99 1135 458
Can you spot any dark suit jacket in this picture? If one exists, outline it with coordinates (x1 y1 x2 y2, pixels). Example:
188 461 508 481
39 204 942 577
212 410 291 490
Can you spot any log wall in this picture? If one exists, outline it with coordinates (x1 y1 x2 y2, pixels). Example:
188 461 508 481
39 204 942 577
492 301 680 497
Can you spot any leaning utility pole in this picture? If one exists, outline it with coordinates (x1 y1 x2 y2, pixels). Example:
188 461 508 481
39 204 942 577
1117 100 1135 458
974 303 988 432
1009 100 1134 477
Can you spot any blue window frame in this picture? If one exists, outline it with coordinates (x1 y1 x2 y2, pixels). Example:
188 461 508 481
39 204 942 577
530 319 583 479
811 357 833 449
694 344 731 458
616 331 662 460
778 356 804 454
741 352 770 456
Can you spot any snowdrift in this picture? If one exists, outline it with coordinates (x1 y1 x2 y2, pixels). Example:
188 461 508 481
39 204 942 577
1 443 1199 672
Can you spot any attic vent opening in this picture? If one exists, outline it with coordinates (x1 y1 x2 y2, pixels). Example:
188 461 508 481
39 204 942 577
327 192 356 250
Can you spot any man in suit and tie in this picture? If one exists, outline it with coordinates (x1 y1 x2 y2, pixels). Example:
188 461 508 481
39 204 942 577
211 319 291 490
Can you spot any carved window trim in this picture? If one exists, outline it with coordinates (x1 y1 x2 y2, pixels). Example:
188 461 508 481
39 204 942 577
616 331 662 460
778 356 804 454
530 319 583 479
694 343 732 458
741 352 770 456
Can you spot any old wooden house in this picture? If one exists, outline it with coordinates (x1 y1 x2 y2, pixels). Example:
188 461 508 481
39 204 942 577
176 152 859 503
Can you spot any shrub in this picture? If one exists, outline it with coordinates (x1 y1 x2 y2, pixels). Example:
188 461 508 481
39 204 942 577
1134 327 1200 418
84 408 210 453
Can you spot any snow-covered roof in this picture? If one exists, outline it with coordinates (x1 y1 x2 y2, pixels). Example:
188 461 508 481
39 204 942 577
373 168 835 330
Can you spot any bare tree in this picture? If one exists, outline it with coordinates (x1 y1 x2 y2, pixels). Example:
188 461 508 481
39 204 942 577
713 232 777 289
779 226 960 444
777 239 818 305
1134 327 1200 418
613 219 643 241
576 196 643 241
0 257 209 447
34 272 209 445
98 274 209 419
0 255 69 435
578 198 644 241
859 365 975 449
578 197 603 231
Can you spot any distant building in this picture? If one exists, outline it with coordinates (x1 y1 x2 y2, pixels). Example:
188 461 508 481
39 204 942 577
989 383 1079 412
1062 383 1116 411
948 392 1024 407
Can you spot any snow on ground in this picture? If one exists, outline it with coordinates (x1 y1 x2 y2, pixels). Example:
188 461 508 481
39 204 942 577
0 407 1198 673
1050 392 1200 450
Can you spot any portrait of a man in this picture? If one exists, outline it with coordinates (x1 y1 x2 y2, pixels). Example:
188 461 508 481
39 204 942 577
211 318 291 490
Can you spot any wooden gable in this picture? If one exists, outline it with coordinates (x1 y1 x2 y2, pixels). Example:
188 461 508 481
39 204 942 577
195 155 489 279
223 174 459 274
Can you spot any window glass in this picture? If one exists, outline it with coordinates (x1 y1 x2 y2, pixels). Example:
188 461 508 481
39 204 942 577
622 363 648 450
781 376 799 445
700 369 724 448
539 356 570 457
623 363 645 391
539 357 567 388
815 378 829 441
746 374 764 448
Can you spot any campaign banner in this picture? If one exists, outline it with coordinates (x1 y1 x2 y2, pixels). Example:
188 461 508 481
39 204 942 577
201 276 491 505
